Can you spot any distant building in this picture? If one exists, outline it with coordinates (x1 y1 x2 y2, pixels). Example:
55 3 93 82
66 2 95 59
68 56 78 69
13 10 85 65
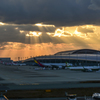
25 49 100 66
54 49 100 55
0 58 13 63
0 58 11 61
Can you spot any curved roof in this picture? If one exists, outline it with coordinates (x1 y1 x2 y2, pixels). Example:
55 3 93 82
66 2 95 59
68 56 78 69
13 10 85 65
54 49 100 55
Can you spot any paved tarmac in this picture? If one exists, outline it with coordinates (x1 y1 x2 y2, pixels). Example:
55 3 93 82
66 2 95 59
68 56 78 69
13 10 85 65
0 64 100 90
0 82 99 90
0 65 99 99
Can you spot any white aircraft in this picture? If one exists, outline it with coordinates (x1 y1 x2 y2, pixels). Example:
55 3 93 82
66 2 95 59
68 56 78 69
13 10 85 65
33 58 68 69
19 63 26 66
12 62 26 66
33 58 99 71
42 63 66 69
12 62 19 66
67 66 100 71
92 93 100 99
5 62 13 65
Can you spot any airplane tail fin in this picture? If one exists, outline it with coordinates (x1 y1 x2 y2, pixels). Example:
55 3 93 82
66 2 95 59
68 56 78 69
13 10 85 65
66 62 71 67
34 58 45 67
66 62 68 67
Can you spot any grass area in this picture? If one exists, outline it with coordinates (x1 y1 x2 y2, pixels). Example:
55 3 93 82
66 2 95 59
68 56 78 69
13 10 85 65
2 87 100 99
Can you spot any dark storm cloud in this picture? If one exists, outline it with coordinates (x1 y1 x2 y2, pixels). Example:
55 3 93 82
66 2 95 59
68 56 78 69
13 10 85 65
0 24 91 47
77 27 94 33
0 24 61 44
0 24 56 43
0 24 95 50
18 25 56 32
88 0 100 10
0 0 100 26
0 0 100 50
0 25 25 43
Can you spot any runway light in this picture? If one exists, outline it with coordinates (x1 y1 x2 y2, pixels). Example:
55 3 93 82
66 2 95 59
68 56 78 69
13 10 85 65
45 90 51 92
33 83 39 85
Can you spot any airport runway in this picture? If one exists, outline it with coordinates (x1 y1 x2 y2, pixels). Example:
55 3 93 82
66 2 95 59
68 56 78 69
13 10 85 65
0 65 99 99
0 64 100 90
3 82 100 90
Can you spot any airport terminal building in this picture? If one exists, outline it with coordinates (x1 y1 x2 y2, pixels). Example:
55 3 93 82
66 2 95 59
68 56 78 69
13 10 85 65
25 49 100 66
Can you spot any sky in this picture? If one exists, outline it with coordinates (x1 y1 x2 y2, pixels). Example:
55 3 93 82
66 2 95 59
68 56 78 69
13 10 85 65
0 0 100 60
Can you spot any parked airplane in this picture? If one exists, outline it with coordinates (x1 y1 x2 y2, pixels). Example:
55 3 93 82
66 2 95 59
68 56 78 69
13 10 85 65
33 58 99 71
34 58 46 68
12 62 26 66
92 93 100 100
5 62 13 66
82 68 93 72
42 63 66 69
67 66 100 71
33 58 67 69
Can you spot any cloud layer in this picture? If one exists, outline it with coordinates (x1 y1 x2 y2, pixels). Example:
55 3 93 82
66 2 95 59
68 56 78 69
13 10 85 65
0 0 100 52
88 0 100 10
0 0 100 26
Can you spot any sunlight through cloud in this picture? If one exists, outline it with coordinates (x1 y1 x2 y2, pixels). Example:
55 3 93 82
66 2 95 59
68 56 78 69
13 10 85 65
49 28 72 37
26 31 42 37
0 22 5 25
20 30 25 33
35 23 55 27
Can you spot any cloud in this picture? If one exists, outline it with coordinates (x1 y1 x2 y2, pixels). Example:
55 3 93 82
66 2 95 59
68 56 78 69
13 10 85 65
88 0 100 10
77 26 94 33
0 25 26 43
0 24 63 44
0 42 27 50
0 24 57 44
0 24 99 51
63 32 71 35
17 24 56 32
0 0 100 26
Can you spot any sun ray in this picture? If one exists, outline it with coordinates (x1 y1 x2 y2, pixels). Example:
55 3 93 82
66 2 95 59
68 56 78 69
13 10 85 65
26 31 42 37
35 23 55 27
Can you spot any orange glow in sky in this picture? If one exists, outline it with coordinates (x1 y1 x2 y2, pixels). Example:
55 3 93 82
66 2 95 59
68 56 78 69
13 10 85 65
35 23 55 27
26 31 42 37
0 24 99 61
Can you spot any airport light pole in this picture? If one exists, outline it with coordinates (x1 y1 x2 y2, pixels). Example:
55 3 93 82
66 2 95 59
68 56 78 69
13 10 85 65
55 55 56 63
77 53 78 66
42 55 44 63
97 52 99 66
85 51 87 66
69 53 70 63
96 52 97 66
86 53 87 66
